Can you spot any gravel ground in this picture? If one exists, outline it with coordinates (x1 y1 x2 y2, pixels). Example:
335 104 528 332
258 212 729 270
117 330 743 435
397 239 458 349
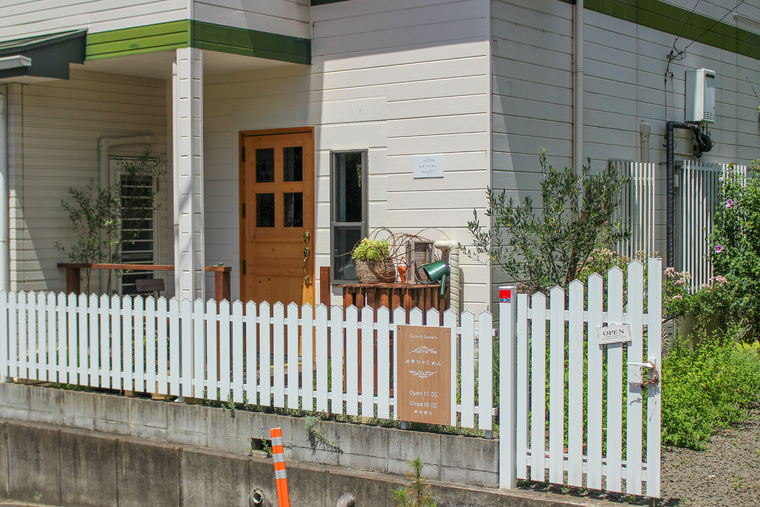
659 402 760 506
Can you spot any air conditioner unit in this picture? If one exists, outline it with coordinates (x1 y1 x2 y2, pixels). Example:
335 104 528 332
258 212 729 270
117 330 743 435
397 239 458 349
685 68 716 123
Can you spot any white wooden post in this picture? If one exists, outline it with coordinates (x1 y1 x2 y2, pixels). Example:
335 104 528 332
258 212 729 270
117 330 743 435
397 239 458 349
499 285 517 489
172 47 205 302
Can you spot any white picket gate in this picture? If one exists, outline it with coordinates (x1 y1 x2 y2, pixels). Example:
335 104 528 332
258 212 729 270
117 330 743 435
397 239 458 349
0 259 662 498
500 258 662 497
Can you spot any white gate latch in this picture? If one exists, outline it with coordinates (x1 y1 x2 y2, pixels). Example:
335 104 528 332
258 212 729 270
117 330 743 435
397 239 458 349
627 356 660 388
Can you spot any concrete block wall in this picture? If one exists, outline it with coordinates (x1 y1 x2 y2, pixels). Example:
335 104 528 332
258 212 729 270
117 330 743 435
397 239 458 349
0 417 607 507
0 383 498 488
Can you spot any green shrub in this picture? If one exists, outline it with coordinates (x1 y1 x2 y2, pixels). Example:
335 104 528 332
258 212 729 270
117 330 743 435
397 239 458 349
392 457 438 507
661 334 760 449
463 150 628 294
710 166 760 339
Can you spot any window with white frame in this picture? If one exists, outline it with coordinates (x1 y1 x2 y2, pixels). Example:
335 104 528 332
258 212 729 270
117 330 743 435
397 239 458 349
331 150 367 283
110 156 160 295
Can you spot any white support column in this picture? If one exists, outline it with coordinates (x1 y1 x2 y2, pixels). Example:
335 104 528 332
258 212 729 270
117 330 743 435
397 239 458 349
172 48 205 302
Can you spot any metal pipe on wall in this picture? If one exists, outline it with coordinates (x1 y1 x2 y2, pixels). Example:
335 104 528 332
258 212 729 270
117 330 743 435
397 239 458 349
0 91 8 292
665 121 711 269
573 0 584 175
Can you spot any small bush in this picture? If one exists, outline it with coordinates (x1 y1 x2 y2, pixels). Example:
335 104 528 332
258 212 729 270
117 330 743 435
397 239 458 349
392 457 438 507
661 334 760 449
463 150 628 295
710 166 760 339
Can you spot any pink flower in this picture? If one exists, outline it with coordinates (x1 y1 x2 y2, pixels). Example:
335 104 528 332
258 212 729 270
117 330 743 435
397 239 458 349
715 244 724 254
725 198 734 208
715 275 727 285
673 294 683 300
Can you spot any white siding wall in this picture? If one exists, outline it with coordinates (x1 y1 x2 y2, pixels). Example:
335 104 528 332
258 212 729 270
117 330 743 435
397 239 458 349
492 0 760 266
582 6 760 259
8 70 168 292
489 0 574 294
0 0 189 39
203 0 492 310
193 0 310 39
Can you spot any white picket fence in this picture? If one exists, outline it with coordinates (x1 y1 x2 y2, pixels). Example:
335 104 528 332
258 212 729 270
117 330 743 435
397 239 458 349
0 293 494 430
678 161 747 291
0 259 663 498
612 160 657 258
613 159 749 291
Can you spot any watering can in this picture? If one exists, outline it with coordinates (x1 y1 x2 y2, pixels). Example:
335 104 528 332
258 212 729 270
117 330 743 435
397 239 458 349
415 260 449 297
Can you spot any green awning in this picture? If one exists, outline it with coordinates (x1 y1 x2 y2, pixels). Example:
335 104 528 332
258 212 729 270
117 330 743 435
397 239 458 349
0 29 87 80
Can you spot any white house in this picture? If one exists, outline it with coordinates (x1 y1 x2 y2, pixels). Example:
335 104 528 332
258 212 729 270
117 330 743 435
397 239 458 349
0 0 758 312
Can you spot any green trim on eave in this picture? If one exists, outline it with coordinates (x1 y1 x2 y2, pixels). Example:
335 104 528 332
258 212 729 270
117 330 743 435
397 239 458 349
86 20 190 60
192 21 310 65
85 19 311 65
558 0 760 60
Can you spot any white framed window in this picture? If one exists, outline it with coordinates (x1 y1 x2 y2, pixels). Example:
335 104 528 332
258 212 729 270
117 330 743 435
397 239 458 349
331 150 367 284
109 156 161 296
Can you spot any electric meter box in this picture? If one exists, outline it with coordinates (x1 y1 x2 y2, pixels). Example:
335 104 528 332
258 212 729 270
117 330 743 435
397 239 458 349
685 68 716 123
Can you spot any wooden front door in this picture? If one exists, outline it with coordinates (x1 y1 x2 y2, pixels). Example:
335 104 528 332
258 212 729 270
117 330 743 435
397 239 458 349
240 128 314 305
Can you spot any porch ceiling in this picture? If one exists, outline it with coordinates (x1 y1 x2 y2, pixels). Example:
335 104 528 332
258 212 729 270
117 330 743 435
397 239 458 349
79 49 293 80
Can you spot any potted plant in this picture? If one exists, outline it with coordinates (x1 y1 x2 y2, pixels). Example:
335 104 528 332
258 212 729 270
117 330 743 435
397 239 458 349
351 237 396 283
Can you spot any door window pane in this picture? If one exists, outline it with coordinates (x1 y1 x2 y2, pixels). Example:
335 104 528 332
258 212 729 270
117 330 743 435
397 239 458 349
256 148 275 183
284 192 303 227
283 147 303 182
256 193 275 227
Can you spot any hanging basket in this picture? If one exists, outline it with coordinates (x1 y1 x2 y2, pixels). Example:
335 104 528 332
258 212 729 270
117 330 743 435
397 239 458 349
354 259 396 284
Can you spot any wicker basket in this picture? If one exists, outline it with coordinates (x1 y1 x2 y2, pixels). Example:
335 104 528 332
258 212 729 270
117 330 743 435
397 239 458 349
354 259 396 284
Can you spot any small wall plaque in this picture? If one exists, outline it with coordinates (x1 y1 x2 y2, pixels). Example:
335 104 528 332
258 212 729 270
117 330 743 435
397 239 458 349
413 155 444 178
597 323 632 345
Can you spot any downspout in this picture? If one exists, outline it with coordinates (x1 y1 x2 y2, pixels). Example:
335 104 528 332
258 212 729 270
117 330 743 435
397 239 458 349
573 0 584 175
0 91 8 292
665 121 713 268
434 241 460 322
97 134 154 293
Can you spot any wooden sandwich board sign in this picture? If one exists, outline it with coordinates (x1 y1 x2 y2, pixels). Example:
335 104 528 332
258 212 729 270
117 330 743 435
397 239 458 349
396 325 451 425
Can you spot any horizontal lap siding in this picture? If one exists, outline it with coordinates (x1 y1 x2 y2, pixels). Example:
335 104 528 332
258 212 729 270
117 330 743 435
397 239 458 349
490 0 573 297
582 4 760 167
10 70 168 292
193 0 311 39
0 1 188 40
582 5 760 259
315 0 491 309
203 0 491 310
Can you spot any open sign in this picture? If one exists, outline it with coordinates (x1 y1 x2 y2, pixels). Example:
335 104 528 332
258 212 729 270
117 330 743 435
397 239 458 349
597 323 632 345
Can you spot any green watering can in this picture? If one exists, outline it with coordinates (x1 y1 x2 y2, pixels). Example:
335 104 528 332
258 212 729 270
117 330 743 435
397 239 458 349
415 260 449 297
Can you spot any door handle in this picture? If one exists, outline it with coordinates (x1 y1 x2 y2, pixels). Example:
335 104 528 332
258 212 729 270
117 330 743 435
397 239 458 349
303 246 311 285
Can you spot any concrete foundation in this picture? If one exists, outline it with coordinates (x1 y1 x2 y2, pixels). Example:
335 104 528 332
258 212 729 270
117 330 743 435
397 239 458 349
0 383 611 506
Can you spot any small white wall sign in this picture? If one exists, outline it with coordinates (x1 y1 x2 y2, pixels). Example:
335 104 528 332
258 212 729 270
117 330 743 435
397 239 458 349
597 323 632 345
413 155 444 178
